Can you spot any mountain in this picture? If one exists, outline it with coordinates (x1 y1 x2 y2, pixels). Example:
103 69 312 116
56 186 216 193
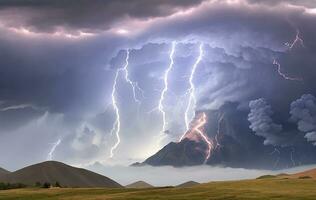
141 139 206 167
0 161 122 188
176 181 200 187
0 167 10 176
138 103 316 169
125 181 154 188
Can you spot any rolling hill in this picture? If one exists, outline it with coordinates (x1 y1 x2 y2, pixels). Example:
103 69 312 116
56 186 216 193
1 178 316 199
125 181 154 188
176 181 200 187
0 161 122 188
0 167 9 177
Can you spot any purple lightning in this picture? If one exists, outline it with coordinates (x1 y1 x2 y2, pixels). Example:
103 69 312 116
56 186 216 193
180 43 204 142
285 29 304 50
272 59 302 81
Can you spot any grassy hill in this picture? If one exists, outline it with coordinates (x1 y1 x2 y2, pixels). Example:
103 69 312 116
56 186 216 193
1 166 316 199
0 161 122 188
0 178 316 200
176 181 200 188
125 181 154 188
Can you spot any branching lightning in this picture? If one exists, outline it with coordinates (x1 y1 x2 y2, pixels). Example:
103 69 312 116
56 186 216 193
273 29 304 81
158 41 176 139
180 43 204 142
47 139 61 160
122 50 144 104
109 50 144 158
285 29 304 50
270 147 281 168
109 68 121 158
192 113 213 164
175 43 212 163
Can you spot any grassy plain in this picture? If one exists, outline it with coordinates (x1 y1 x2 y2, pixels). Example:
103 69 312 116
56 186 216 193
0 178 316 200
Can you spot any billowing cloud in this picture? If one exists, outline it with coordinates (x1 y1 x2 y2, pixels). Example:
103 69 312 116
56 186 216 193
290 94 316 145
0 0 316 171
248 98 283 145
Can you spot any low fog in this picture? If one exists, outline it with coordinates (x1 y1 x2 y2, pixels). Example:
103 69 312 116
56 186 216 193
86 164 316 186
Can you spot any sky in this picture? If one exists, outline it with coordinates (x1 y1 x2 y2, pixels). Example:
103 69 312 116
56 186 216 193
0 0 316 173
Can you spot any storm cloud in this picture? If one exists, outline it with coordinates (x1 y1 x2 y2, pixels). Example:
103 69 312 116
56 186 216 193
290 94 316 145
0 0 316 171
248 98 283 146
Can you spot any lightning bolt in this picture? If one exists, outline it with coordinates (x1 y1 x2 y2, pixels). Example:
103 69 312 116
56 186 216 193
285 29 304 50
192 113 213 164
273 29 304 81
214 114 225 149
180 43 204 142
270 147 281 169
273 59 302 81
290 147 296 167
109 67 121 158
158 41 176 139
109 50 144 158
180 112 213 164
47 139 61 160
122 50 144 104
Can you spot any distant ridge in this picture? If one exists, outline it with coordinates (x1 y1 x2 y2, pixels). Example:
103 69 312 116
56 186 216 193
288 168 316 179
125 181 154 188
176 181 200 187
0 161 122 188
0 167 10 176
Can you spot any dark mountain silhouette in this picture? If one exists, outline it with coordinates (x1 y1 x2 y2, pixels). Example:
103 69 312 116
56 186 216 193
125 181 154 188
141 139 206 167
137 103 316 170
0 161 122 188
0 167 10 177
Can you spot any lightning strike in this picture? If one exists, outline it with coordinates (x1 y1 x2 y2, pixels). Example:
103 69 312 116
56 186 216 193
270 147 281 168
122 50 144 104
290 147 296 167
180 43 204 142
158 41 176 139
192 113 213 164
273 59 302 81
214 114 225 149
285 30 304 50
180 112 213 164
109 68 122 158
47 139 61 160
272 29 304 82
109 50 144 158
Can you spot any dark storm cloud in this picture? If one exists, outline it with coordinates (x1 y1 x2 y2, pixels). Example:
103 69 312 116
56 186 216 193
246 0 316 8
0 0 316 170
0 31 121 120
248 98 284 146
290 94 316 145
0 0 204 33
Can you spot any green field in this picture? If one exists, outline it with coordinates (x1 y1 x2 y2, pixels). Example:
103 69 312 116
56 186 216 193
0 178 316 200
